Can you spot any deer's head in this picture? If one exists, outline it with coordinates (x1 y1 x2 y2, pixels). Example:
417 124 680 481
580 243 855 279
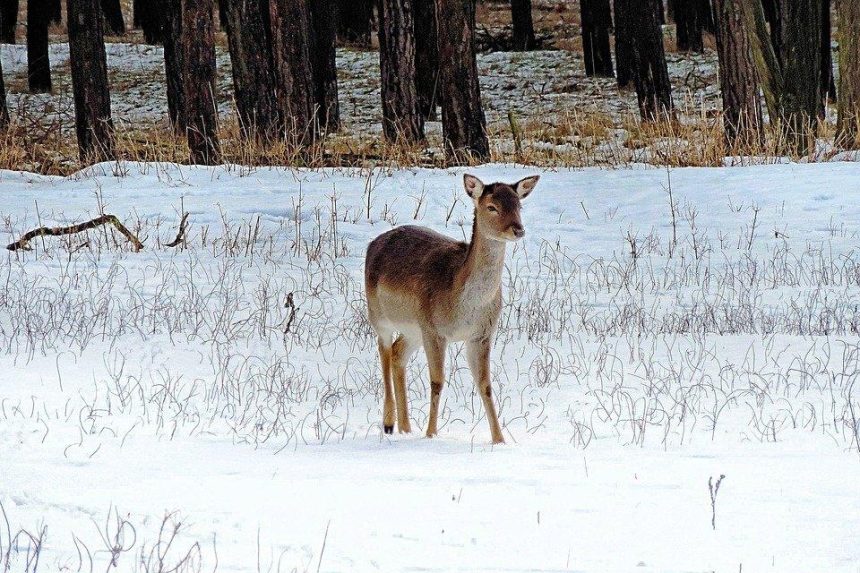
464 174 539 242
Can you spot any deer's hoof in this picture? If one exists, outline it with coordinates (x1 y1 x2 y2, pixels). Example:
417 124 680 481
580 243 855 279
384 425 394 434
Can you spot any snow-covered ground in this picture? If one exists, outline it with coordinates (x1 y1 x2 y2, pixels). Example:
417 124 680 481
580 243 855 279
2 161 860 572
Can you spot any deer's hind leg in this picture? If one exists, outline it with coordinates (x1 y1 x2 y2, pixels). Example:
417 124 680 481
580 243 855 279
392 333 420 433
377 336 395 434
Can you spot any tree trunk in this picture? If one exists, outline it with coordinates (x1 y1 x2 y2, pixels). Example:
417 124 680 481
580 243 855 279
713 0 762 145
414 0 439 120
67 0 115 161
511 0 536 50
626 0 673 119
159 0 185 132
820 0 836 111
269 0 316 147
676 0 704 52
0 45 9 128
613 0 634 87
133 0 141 26
657 0 665 23
139 0 162 43
761 0 781 63
48 0 61 23
698 0 714 33
435 0 489 163
778 0 822 151
222 0 279 140
101 0 125 35
836 0 860 148
377 0 424 143
309 0 340 132
182 0 220 164
27 0 52 92
581 0 614 77
336 0 373 46
0 0 18 43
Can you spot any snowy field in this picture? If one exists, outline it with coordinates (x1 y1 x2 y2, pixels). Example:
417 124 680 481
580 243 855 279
2 161 860 572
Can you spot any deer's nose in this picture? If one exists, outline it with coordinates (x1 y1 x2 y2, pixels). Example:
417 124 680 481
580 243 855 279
511 224 525 238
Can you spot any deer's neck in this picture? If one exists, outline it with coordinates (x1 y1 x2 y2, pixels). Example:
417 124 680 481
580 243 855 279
458 212 506 303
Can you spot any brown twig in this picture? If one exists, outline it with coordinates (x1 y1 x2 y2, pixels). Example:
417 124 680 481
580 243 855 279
165 212 190 248
6 214 144 252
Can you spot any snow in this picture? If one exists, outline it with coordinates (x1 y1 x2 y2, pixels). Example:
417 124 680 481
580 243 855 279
1 161 860 572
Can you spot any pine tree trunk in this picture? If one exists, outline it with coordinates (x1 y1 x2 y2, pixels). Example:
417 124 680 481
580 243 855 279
581 0 614 77
613 0 634 88
49 0 61 23
713 0 762 145
159 0 185 132
182 0 220 164
836 0 860 148
101 0 125 35
698 0 714 33
133 0 141 26
676 0 704 52
626 0 673 119
414 0 439 120
378 0 423 143
511 0 536 50
761 0 781 63
309 0 340 132
67 0 115 161
820 0 836 111
778 0 822 152
336 0 373 46
222 0 280 140
0 0 18 43
27 0 51 93
657 0 665 23
435 0 489 163
0 45 9 128
269 0 316 147
139 0 162 44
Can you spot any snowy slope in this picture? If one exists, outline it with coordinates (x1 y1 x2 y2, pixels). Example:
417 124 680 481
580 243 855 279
1 162 859 572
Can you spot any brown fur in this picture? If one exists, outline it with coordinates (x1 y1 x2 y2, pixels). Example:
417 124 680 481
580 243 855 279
364 174 539 444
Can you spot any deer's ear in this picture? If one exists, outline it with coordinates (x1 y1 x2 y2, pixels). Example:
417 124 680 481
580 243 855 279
463 174 485 199
514 175 540 199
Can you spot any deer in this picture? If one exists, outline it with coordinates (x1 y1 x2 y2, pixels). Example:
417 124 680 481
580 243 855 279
364 173 540 444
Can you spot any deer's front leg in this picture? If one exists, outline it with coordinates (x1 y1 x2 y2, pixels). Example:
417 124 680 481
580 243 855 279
466 337 504 444
422 332 447 438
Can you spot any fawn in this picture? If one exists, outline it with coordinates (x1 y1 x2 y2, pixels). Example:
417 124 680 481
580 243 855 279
364 173 539 444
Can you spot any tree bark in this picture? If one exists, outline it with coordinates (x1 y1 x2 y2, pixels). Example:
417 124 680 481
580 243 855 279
182 0 220 164
101 0 125 35
581 0 614 77
713 0 762 145
27 0 52 92
336 0 373 46
624 0 673 119
67 0 115 161
48 0 61 23
414 0 439 120
158 0 184 132
676 0 704 52
778 0 822 151
378 0 424 143
820 0 836 111
138 0 162 43
310 0 340 132
511 0 536 50
1 0 18 43
222 0 280 140
836 0 860 148
698 0 714 33
133 0 141 26
269 0 316 147
761 0 781 63
0 44 8 128
613 0 634 88
435 0 489 163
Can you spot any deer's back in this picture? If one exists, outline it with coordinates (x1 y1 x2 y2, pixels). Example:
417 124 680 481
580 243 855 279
365 225 467 298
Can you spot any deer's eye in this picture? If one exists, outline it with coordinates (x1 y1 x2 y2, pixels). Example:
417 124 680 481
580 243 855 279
487 205 498 213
